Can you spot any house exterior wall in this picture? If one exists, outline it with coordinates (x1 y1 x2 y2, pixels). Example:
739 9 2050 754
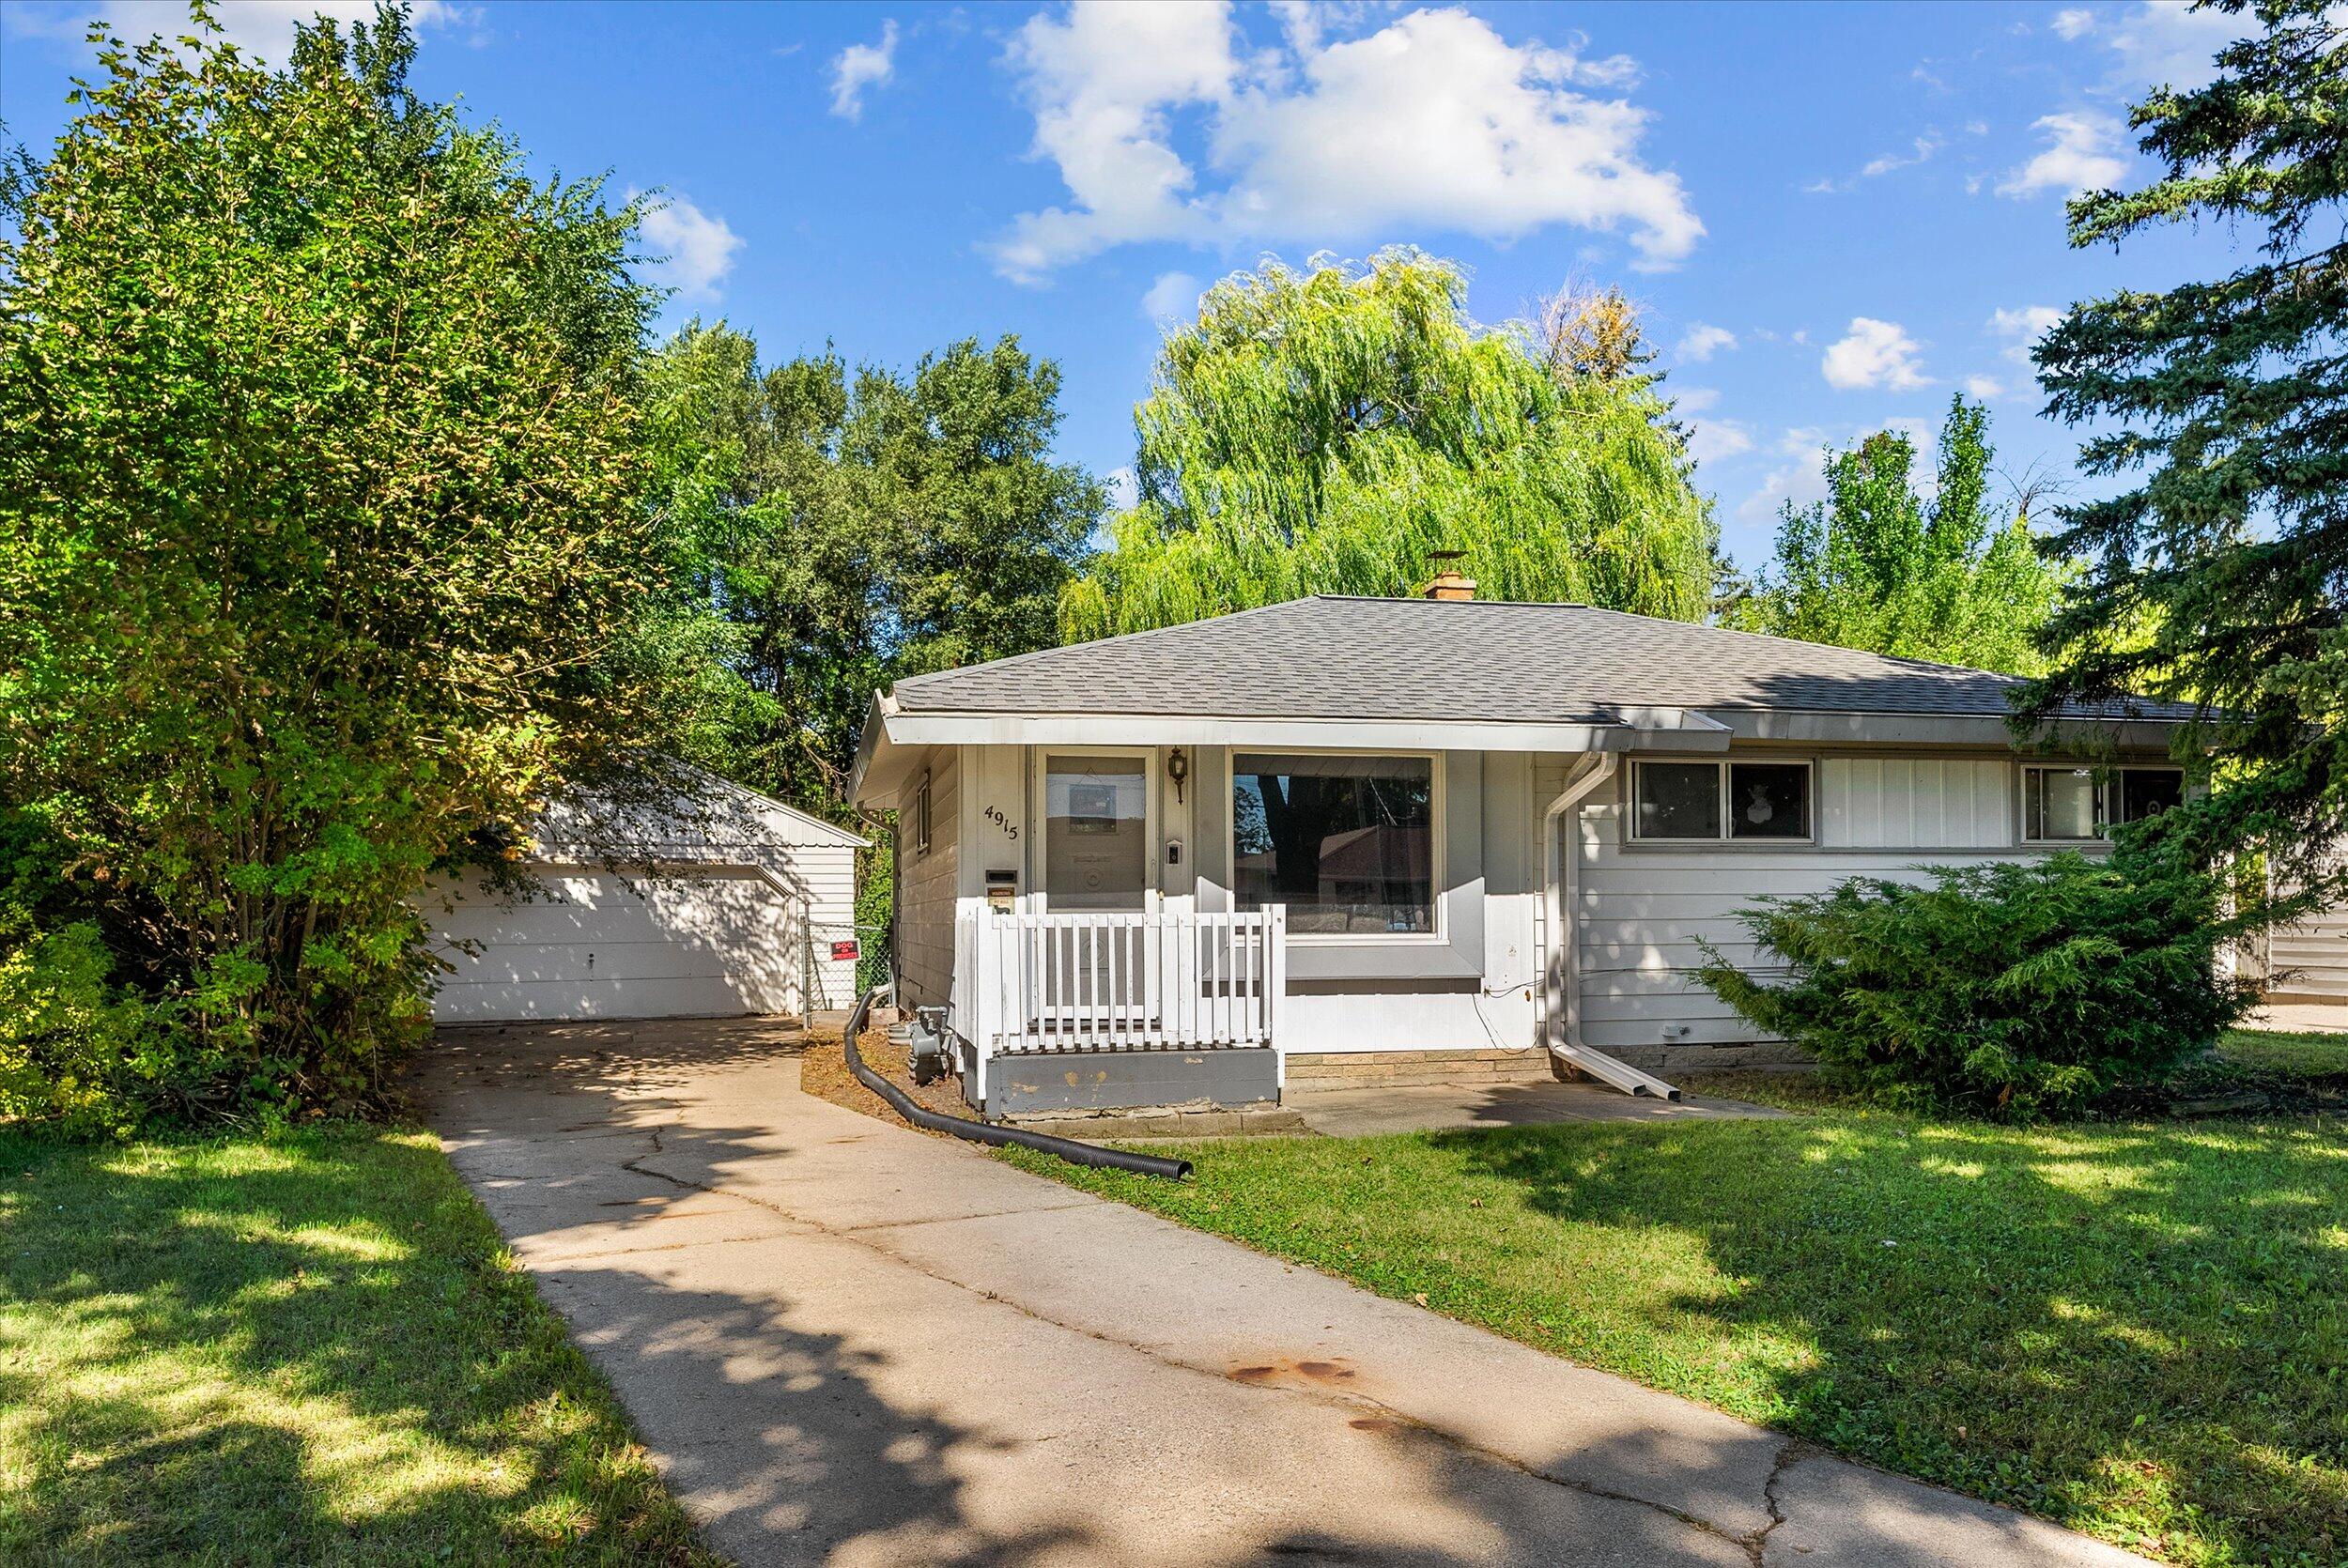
1546 748 2121 1068
894 746 961 1013
891 739 2179 1070
2265 901 2348 1000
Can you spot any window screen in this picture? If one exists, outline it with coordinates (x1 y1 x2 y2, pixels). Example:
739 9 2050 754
1634 762 1722 839
1728 763 1810 839
2117 769 2184 825
2026 767 2099 840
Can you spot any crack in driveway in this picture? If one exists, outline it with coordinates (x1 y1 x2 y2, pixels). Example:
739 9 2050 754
616 1123 1774 1559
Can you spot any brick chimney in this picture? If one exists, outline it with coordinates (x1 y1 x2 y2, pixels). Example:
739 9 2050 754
1421 550 1475 601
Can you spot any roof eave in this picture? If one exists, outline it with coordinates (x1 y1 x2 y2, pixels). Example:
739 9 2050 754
873 707 1735 756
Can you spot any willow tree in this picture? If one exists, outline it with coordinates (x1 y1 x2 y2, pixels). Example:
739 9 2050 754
1060 252 1716 639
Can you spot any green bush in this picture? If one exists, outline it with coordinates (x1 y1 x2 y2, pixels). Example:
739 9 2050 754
1698 852 2255 1116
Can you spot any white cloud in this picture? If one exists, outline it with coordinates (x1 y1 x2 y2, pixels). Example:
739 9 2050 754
1738 456 1831 522
5 0 473 60
2051 8 2096 41
1104 466 1139 511
1962 374 2004 399
1996 111 2128 198
1990 303 2064 367
1821 317 1931 392
991 2 1701 283
1142 269 1202 324
2100 0 2248 91
830 19 899 121
1676 323 1738 362
1684 394 1754 467
1807 130 1946 193
638 193 744 302
1860 131 1945 179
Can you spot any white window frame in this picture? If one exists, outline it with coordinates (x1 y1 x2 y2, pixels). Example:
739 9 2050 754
1628 757 1817 847
912 771 932 857
2019 762 2187 846
1227 746 1444 944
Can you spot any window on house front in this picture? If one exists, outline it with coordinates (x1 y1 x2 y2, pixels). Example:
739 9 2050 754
1232 753 1435 935
2024 766 2100 841
913 772 932 856
2023 765 2186 841
1632 760 1813 843
2118 768 2185 825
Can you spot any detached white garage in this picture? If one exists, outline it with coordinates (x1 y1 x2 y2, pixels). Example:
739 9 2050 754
423 772 866 1024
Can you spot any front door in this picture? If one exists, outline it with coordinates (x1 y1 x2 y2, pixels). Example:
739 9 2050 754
1038 755 1151 1025
1042 754 1150 911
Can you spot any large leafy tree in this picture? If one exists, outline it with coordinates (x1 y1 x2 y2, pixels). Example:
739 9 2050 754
649 323 1103 809
1060 251 1717 638
1730 396 2067 674
2025 0 2348 875
0 8 681 1125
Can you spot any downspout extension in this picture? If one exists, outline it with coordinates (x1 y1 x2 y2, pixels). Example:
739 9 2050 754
1542 754 1682 1102
838 988 1195 1181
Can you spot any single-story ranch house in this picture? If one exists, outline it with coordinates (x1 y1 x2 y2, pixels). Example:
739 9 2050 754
849 586 2198 1120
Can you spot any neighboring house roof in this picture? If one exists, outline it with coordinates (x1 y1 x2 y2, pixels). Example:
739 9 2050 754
538 762 867 856
891 596 2197 726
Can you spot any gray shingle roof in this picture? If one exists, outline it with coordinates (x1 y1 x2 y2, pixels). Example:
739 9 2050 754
891 596 2198 725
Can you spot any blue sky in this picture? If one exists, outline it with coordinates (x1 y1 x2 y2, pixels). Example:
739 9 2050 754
1 0 2252 569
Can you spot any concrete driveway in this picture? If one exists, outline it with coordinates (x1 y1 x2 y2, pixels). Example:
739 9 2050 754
417 1020 2152 1568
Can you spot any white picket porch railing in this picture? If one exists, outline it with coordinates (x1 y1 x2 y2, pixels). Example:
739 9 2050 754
950 907 1287 1102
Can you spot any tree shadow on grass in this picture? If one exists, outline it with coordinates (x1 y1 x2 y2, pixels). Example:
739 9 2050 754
0 1119 1089 1565
1434 1113 2348 1565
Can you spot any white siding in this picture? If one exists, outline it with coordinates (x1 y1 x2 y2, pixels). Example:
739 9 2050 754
796 847 864 1010
1552 754 2041 1053
2268 909 2348 999
895 748 961 1012
1819 758 2011 848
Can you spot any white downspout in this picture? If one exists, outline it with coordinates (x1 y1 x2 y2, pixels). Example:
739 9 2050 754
1541 752 1681 1100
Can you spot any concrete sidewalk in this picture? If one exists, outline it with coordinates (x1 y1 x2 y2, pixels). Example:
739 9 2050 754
418 1021 2152 1568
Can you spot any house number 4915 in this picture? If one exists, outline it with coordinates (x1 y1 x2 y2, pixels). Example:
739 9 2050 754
984 806 1019 840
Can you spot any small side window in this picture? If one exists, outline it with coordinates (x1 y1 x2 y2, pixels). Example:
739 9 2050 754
2024 766 2101 841
1728 762 1810 839
2117 769 2184 825
913 772 933 856
1634 761 1721 840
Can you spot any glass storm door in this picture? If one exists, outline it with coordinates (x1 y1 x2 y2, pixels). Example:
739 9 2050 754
1043 756 1150 911
1040 755 1150 1024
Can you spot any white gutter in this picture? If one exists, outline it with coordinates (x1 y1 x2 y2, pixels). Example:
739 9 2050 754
879 710 1662 756
1539 753 1681 1101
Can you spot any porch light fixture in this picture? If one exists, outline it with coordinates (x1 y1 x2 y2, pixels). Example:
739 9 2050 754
1166 747 1189 805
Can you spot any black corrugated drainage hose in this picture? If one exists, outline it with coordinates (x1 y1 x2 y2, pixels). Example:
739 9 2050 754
838 989 1194 1182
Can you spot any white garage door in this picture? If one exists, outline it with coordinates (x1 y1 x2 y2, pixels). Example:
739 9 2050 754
428 868 803 1022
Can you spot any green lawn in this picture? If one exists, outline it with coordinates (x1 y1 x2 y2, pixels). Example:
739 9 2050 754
2218 1028 2348 1084
0 1125 717 1566
1004 1102 2348 1567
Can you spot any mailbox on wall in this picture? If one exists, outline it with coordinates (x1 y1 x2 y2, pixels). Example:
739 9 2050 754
985 867 1018 914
